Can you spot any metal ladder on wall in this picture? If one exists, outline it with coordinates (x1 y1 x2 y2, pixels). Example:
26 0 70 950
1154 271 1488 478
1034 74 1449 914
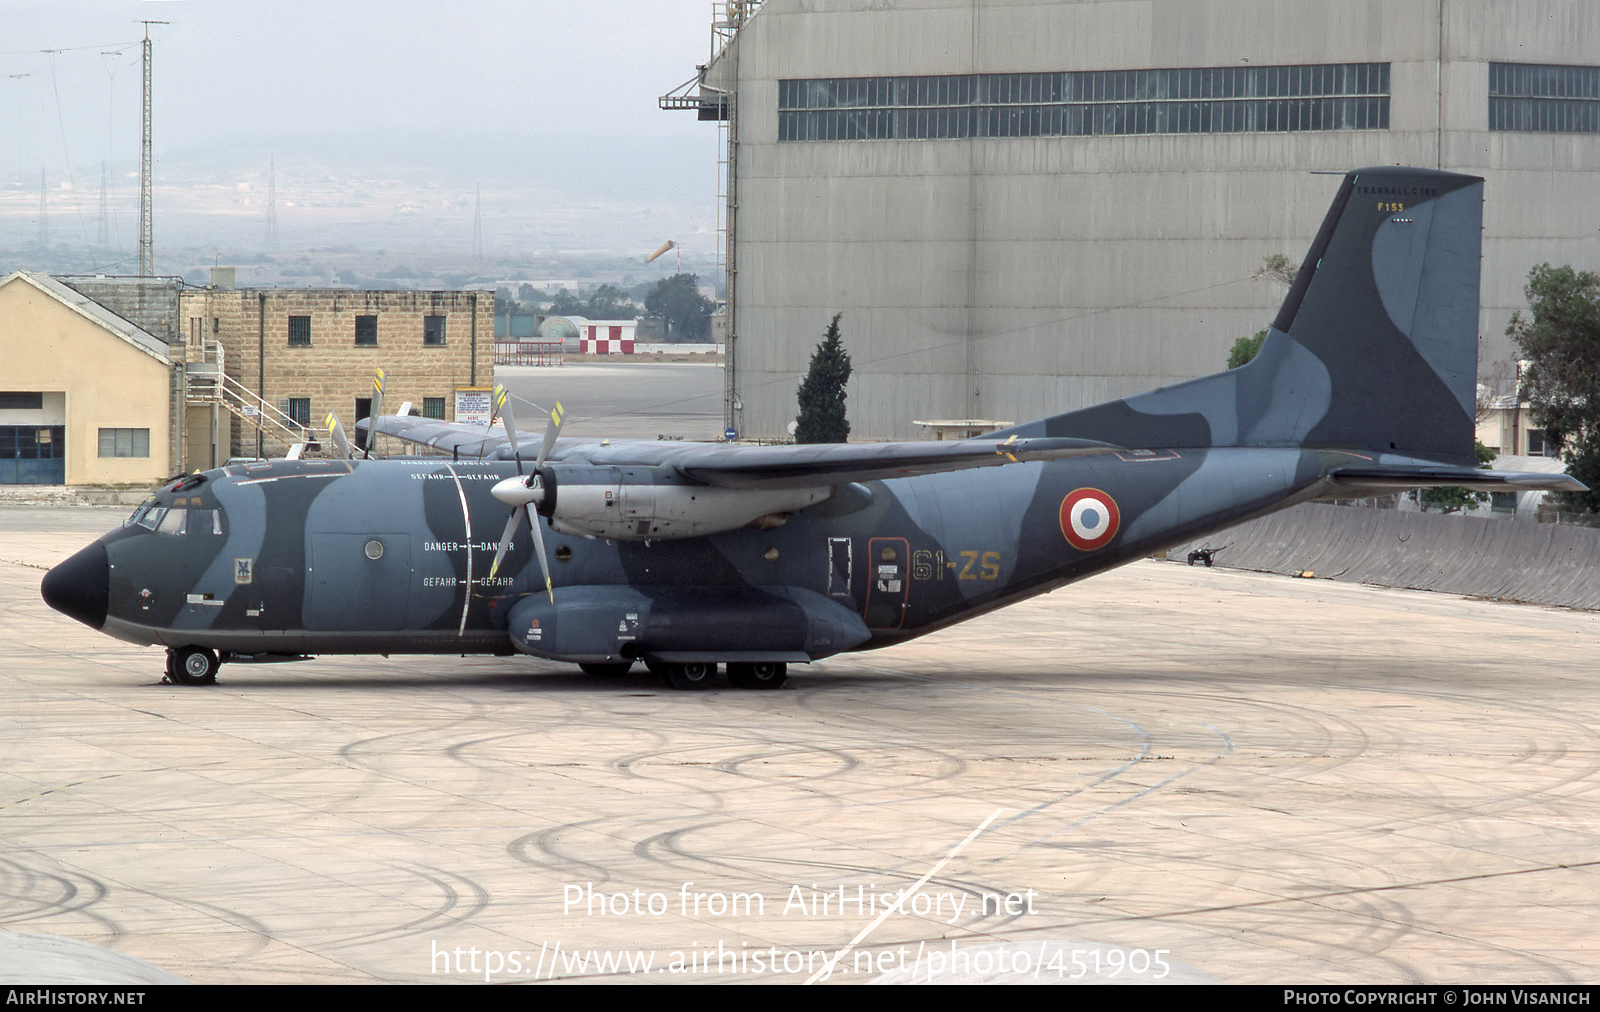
182 340 314 458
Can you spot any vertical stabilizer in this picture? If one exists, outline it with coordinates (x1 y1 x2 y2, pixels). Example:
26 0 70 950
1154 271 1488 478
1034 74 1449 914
1011 167 1485 466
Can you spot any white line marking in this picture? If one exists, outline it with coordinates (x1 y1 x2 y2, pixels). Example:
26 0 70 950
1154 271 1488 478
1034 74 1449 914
804 807 1004 984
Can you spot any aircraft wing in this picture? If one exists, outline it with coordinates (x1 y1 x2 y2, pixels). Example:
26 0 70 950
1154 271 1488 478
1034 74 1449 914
605 436 1121 489
357 414 511 458
358 414 1119 486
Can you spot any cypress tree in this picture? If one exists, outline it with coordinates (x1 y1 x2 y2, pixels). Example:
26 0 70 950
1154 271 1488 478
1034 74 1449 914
794 314 852 443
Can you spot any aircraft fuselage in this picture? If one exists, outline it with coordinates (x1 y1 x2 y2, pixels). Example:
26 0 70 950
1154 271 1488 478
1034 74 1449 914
54 446 1326 665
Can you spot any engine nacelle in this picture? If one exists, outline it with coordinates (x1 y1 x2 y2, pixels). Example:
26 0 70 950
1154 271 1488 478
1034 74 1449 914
538 464 832 540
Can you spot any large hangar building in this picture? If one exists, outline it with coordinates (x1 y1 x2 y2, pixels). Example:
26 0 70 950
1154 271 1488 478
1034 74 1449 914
670 0 1600 442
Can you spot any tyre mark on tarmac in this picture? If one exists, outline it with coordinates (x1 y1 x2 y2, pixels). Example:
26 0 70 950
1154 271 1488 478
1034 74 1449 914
323 863 491 950
0 856 119 940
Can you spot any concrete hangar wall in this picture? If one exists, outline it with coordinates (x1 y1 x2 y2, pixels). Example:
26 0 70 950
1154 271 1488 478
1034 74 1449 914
703 0 1600 441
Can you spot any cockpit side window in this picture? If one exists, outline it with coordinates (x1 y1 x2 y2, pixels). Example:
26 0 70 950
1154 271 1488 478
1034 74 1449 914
127 502 224 535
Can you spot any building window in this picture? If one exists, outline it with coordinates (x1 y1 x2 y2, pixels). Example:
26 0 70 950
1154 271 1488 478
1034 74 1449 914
288 315 312 346
355 315 378 346
286 398 311 427
0 392 44 410
1489 63 1600 133
778 63 1390 141
422 397 446 419
98 428 150 458
424 316 446 346
1 425 64 458
1525 429 1562 458
1490 492 1518 513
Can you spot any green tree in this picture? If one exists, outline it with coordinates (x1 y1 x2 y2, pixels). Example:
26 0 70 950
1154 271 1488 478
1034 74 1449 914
584 283 637 320
1227 256 1299 370
795 314 852 444
1253 253 1299 286
1509 263 1600 513
644 273 716 341
1227 328 1268 369
547 289 585 317
1416 441 1496 513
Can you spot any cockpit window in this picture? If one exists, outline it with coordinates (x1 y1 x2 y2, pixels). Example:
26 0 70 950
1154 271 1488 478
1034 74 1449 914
127 504 223 535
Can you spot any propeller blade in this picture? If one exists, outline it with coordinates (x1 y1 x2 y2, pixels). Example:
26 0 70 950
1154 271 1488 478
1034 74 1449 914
493 385 521 472
488 506 522 582
324 412 352 460
536 401 564 469
529 510 554 602
365 367 387 458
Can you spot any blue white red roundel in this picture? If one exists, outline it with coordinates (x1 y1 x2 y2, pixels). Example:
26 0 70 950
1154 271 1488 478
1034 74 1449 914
1059 488 1121 551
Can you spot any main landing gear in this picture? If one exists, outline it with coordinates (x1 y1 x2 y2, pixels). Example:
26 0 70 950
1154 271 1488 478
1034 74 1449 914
638 661 789 691
165 646 219 686
726 662 787 690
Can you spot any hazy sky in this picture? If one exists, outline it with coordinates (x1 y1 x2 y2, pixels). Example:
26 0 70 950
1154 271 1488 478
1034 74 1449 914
0 0 723 261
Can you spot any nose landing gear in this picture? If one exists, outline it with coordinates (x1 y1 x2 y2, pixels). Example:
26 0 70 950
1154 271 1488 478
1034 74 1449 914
166 646 219 686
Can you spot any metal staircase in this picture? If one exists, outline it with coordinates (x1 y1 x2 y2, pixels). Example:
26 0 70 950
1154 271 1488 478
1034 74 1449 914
183 341 314 457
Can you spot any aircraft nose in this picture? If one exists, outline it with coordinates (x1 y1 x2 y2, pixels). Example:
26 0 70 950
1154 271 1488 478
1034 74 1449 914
41 540 109 631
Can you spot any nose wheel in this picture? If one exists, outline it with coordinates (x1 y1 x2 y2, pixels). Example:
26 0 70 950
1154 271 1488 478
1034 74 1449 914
166 646 219 686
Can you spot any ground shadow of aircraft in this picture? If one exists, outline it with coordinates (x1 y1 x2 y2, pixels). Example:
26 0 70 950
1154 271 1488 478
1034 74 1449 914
42 167 1582 690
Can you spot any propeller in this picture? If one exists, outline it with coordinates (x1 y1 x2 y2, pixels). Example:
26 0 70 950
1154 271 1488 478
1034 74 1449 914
364 367 386 458
488 393 565 600
324 412 354 459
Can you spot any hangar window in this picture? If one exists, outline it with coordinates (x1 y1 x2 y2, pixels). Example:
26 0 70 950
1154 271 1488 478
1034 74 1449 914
422 397 446 419
288 315 312 346
355 315 378 346
286 398 312 428
0 392 43 409
1490 63 1600 133
779 63 1389 141
98 428 150 458
424 316 447 346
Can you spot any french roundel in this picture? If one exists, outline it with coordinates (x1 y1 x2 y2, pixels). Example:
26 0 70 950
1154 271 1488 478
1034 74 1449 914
1059 488 1121 551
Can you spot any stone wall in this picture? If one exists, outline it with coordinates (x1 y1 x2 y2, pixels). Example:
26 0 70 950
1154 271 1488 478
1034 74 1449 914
180 288 494 456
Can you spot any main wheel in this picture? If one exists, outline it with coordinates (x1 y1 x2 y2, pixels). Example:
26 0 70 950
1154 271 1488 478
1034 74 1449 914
665 662 717 691
579 662 633 678
167 646 218 686
727 661 787 690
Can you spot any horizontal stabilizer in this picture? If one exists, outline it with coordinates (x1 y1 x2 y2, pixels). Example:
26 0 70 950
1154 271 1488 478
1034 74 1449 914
1327 466 1587 495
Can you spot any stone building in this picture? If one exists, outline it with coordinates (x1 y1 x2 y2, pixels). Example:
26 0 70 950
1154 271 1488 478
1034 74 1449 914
178 285 494 460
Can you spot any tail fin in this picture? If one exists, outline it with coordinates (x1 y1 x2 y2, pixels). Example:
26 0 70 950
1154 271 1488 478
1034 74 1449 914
1013 166 1484 466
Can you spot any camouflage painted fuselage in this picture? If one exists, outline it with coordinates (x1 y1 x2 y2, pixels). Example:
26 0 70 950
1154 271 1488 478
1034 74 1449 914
85 443 1337 662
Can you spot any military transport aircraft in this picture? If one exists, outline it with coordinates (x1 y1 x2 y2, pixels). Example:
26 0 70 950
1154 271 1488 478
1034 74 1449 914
42 167 1583 690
